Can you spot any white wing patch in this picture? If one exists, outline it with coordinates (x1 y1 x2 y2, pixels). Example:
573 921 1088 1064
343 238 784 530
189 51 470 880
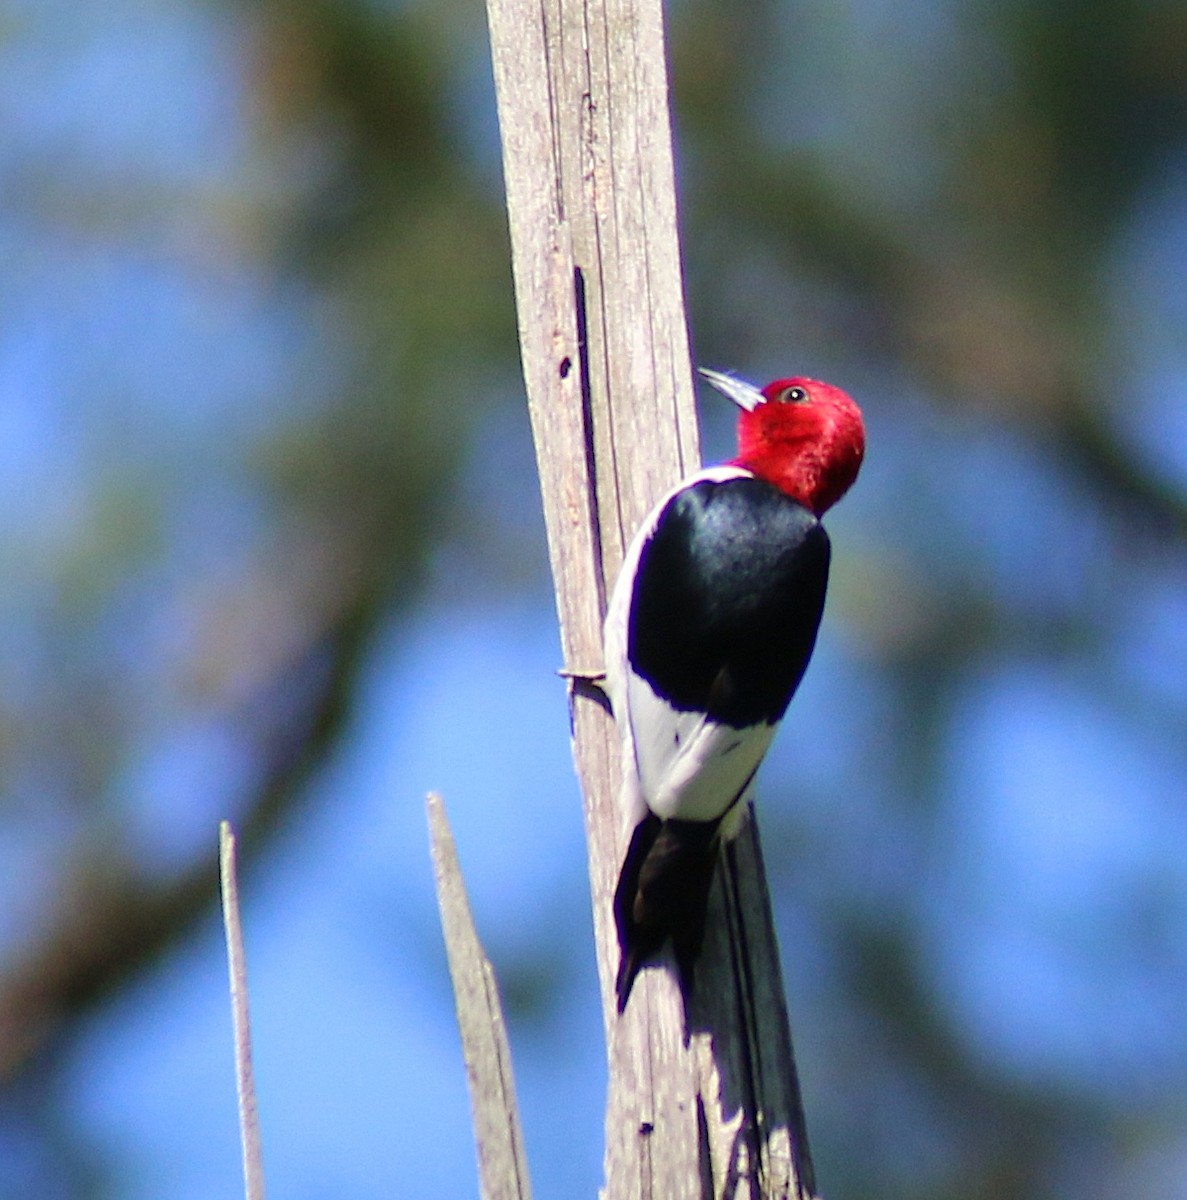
626 669 774 822
604 464 762 830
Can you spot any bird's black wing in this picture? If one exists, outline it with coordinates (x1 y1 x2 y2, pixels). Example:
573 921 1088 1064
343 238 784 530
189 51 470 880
627 475 831 728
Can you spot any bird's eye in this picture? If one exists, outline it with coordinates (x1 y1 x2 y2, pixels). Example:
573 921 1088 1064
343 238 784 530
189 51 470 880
780 386 808 404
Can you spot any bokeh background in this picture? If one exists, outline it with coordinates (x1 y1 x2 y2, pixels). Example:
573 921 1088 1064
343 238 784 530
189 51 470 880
2 0 1186 1196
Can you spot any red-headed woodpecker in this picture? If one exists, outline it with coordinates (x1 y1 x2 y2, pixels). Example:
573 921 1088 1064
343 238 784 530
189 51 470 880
605 368 865 1013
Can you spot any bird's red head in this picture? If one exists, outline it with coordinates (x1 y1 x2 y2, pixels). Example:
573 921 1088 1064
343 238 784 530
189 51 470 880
700 369 865 516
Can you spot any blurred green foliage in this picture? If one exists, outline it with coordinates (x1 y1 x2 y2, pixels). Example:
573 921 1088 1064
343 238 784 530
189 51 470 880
1 0 1185 1196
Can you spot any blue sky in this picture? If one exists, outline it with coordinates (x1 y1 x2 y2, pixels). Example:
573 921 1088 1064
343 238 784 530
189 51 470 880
3 0 1187 1196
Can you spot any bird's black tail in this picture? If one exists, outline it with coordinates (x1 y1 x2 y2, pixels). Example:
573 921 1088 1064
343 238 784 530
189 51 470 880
613 814 722 1013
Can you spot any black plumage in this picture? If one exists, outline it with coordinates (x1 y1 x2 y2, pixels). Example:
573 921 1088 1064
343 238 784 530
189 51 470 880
628 477 830 727
613 475 831 1011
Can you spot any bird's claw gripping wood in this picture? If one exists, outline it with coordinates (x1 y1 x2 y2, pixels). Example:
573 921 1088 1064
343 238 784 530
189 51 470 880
605 366 866 1013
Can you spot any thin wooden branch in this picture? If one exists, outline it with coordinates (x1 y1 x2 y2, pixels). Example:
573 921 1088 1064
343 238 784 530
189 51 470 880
0 593 376 1087
485 1 820 1197
219 821 267 1200
428 794 532 1200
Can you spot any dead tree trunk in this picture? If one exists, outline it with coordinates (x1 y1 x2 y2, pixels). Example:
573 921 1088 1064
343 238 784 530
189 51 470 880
484 0 820 1195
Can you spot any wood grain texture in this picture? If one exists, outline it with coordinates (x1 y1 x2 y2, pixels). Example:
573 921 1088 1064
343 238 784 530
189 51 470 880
429 795 533 1200
484 0 819 1195
219 822 267 1200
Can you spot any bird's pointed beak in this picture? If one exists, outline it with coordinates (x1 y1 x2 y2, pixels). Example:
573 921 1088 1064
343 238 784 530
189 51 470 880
698 367 764 412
